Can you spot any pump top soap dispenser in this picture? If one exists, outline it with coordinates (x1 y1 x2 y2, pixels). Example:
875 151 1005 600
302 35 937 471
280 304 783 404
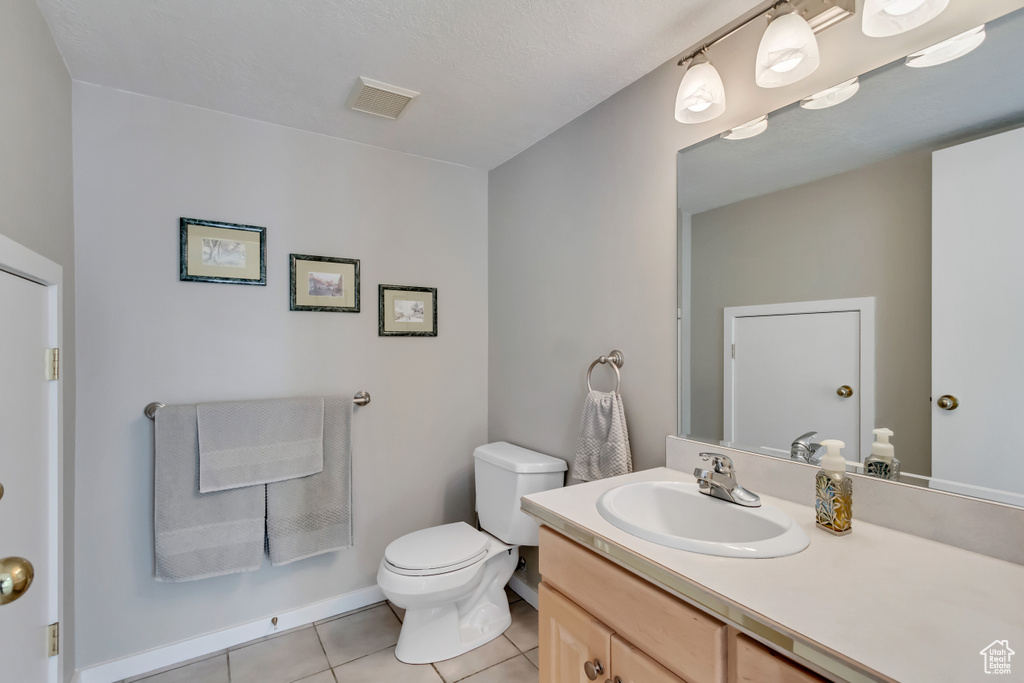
864 428 899 480
815 439 852 536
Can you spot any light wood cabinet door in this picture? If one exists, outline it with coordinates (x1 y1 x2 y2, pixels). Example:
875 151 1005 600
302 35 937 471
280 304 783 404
539 582 613 683
728 631 827 683
611 635 688 683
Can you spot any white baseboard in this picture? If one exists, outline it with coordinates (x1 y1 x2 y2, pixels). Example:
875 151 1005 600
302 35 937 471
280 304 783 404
72 584 385 683
507 575 538 610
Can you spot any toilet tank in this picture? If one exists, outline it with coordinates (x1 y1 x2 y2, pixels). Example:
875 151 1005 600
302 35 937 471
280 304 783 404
474 442 567 546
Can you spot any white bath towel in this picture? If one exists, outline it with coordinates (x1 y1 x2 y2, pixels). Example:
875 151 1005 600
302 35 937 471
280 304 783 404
572 390 633 481
266 396 353 565
154 405 265 582
197 397 324 492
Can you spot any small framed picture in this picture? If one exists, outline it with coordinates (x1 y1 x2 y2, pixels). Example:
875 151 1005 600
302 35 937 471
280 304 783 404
180 217 267 285
290 254 360 312
379 285 437 336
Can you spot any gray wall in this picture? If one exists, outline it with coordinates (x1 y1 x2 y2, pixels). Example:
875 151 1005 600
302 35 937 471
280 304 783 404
0 0 76 677
72 84 488 667
689 151 932 475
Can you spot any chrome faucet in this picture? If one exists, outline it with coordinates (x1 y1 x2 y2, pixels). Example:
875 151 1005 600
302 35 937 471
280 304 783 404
693 453 761 507
791 431 823 465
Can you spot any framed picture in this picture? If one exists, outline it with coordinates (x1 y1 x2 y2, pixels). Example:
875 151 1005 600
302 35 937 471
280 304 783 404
379 285 437 336
290 254 360 312
180 217 266 285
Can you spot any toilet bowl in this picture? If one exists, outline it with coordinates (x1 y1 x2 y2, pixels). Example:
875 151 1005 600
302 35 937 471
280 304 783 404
378 442 566 664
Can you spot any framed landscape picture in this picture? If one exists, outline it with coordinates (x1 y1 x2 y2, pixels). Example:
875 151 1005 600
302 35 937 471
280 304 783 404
180 217 266 285
378 285 437 336
290 254 360 312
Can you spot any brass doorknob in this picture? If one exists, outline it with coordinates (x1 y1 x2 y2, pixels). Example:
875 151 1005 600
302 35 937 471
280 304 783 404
937 395 959 411
584 658 604 680
0 557 34 605
836 385 854 398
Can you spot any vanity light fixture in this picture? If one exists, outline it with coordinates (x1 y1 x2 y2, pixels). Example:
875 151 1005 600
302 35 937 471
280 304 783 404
721 115 769 140
675 52 727 124
800 76 860 109
862 0 948 38
755 2 820 88
905 25 986 67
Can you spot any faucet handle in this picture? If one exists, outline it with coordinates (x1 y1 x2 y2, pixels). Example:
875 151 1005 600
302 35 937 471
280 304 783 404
699 452 733 475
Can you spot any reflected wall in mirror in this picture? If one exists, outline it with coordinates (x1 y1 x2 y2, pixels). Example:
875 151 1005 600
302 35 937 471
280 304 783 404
678 5 1024 506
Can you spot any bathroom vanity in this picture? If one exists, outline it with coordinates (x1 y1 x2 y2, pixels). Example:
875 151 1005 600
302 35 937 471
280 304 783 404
523 467 1024 682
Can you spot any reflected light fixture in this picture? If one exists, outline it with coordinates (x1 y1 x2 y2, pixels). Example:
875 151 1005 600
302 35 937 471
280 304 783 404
675 52 726 124
721 115 769 140
906 25 986 67
755 2 820 88
800 77 860 109
862 0 948 38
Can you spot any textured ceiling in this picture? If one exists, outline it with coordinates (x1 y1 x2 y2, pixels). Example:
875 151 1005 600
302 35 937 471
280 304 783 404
35 0 762 169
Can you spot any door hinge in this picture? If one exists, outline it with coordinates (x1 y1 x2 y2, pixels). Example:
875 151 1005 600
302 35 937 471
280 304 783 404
731 344 736 359
47 622 59 657
45 348 59 381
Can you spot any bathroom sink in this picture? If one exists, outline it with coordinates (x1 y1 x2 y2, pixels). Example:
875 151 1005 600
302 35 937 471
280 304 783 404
596 481 809 558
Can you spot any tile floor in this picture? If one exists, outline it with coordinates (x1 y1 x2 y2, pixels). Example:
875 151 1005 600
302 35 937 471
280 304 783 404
121 587 539 683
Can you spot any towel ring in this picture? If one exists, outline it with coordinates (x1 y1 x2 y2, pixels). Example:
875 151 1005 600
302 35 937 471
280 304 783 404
586 350 624 393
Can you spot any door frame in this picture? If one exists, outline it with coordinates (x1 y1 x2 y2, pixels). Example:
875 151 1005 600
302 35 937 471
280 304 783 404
0 232 63 683
723 297 875 460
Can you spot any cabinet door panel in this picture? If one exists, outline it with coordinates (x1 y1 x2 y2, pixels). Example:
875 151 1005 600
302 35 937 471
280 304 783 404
539 582 613 683
612 635 688 683
729 631 827 683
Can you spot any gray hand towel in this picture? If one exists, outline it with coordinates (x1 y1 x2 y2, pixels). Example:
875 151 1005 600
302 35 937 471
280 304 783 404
197 397 324 492
154 404 264 582
266 396 353 565
572 390 633 482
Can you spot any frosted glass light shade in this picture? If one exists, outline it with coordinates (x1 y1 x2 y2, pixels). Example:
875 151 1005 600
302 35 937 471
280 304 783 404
800 77 860 109
675 54 726 124
755 4 820 88
721 115 769 140
862 0 948 37
906 25 986 68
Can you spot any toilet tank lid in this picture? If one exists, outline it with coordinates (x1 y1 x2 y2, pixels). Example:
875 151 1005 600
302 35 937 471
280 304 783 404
473 442 568 473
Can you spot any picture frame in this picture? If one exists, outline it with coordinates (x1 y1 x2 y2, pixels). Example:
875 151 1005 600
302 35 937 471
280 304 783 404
378 285 437 337
290 254 360 312
180 217 267 285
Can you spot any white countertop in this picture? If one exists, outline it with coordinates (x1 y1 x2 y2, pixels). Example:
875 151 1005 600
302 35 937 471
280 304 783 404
523 467 1024 683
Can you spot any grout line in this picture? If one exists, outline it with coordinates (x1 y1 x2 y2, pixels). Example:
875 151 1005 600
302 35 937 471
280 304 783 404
451 653 527 682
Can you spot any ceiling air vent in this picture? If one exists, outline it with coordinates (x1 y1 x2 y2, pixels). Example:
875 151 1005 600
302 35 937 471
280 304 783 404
346 77 419 120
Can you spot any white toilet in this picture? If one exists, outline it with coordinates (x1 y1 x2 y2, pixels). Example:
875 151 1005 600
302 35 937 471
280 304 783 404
377 442 567 664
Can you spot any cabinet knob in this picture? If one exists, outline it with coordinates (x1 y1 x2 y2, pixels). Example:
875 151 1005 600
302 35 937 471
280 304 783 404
584 658 604 680
836 385 853 398
936 394 959 410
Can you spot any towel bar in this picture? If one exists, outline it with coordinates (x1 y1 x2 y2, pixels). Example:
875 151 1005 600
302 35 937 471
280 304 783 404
145 392 371 419
586 350 624 393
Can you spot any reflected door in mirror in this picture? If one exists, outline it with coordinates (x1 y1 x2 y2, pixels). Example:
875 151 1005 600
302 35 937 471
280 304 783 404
932 126 1024 501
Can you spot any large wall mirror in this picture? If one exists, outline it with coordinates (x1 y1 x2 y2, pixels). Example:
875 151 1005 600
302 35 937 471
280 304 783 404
677 5 1024 506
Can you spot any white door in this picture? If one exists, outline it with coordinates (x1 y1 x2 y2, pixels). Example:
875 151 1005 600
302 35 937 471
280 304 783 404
725 300 874 460
932 126 1024 497
0 268 56 681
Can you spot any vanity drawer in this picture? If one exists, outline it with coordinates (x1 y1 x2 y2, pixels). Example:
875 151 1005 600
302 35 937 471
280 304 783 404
540 526 726 682
728 630 827 683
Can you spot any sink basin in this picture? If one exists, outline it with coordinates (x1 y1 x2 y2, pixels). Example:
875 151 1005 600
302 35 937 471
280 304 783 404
596 481 809 558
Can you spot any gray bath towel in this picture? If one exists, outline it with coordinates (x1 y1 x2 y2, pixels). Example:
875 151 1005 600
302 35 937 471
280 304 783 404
572 390 633 482
197 397 324 492
154 404 264 582
267 397 353 565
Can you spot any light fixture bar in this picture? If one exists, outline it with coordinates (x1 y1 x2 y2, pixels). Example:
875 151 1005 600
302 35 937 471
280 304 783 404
677 0 853 67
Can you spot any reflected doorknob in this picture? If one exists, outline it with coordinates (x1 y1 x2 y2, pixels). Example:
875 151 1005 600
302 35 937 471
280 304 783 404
936 394 959 410
836 385 854 398
0 557 34 605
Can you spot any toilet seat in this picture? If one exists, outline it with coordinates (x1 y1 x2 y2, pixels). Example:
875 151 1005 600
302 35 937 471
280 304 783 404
384 522 489 576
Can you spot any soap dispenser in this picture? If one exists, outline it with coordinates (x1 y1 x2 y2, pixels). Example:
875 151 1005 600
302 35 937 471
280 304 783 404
864 428 900 480
815 439 852 536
